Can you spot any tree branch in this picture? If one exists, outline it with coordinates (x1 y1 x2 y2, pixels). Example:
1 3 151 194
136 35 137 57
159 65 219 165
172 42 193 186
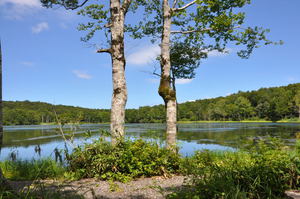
61 0 89 10
171 26 241 34
172 0 196 12
122 0 132 14
97 48 112 54
172 0 178 8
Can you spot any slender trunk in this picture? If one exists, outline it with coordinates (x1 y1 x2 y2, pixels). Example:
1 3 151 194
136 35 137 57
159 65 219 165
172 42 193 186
0 41 11 192
0 41 2 145
298 107 300 120
159 0 177 149
110 0 127 145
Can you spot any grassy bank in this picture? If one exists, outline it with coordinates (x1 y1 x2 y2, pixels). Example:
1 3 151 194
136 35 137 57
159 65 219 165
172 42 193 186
178 118 300 123
1 138 300 198
0 159 65 181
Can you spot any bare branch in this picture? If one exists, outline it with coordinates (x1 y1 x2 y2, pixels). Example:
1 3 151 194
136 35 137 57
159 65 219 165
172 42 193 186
122 0 132 14
172 0 178 9
171 26 241 34
104 23 112 28
172 0 196 12
53 108 76 148
97 48 112 54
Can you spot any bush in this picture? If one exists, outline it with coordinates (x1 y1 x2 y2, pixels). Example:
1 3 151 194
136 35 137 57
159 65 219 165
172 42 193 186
170 139 300 199
0 159 65 180
67 139 182 182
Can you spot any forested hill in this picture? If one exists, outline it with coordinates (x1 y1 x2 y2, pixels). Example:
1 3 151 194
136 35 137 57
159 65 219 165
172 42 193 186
3 83 300 125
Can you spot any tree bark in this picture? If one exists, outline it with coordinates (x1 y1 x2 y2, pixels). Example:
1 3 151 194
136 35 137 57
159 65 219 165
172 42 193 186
299 107 300 120
0 41 11 192
110 0 128 145
0 41 2 146
159 0 177 149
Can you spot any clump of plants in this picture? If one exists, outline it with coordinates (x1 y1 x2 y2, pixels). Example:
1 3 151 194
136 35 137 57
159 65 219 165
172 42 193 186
0 158 66 180
66 139 182 182
169 138 300 199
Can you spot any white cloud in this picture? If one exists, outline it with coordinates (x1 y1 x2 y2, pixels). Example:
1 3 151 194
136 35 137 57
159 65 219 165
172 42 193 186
127 45 160 65
20 61 34 66
73 70 92 80
176 79 193 84
32 22 49 34
0 0 40 7
0 0 41 19
207 48 232 57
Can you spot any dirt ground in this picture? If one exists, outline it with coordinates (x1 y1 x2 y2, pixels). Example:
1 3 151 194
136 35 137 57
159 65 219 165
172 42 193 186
9 175 186 199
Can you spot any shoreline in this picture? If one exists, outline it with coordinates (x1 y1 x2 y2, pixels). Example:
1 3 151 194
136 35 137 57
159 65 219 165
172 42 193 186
3 120 300 126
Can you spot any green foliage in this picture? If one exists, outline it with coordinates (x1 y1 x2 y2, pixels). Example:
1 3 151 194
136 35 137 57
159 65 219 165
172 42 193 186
67 139 182 182
169 139 300 199
3 83 300 124
3 100 110 125
0 159 65 180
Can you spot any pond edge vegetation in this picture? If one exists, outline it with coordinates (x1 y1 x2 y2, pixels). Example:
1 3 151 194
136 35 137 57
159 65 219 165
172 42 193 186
1 137 300 198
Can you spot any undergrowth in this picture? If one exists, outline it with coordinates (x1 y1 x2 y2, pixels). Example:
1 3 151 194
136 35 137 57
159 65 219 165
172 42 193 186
67 139 182 182
169 138 300 199
0 158 65 180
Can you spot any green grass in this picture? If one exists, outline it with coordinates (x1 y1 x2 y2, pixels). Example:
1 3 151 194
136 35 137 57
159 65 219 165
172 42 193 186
277 118 300 123
0 158 66 180
178 120 272 123
170 139 300 199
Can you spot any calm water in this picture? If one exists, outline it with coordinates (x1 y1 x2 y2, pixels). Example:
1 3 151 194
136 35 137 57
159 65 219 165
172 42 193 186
0 123 300 161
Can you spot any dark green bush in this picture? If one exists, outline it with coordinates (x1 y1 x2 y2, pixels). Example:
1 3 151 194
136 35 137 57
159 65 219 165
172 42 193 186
67 139 182 182
169 140 300 199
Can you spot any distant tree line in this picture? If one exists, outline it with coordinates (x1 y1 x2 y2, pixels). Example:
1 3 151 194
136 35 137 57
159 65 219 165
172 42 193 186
3 83 300 125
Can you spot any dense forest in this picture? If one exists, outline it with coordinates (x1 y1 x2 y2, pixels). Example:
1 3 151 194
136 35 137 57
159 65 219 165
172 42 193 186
3 83 300 125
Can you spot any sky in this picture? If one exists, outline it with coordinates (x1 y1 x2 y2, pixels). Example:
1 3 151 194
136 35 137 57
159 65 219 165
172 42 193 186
0 0 300 109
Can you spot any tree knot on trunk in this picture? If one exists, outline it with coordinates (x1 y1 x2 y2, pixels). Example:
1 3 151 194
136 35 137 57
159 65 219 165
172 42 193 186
113 88 122 96
158 75 176 103
111 7 119 14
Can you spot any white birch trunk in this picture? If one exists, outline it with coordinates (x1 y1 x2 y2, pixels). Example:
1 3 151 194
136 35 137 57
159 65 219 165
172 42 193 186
110 0 128 145
159 0 177 149
0 42 10 191
0 41 2 144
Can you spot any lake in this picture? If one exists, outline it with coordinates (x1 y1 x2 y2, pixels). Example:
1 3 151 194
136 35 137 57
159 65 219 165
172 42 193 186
0 122 300 161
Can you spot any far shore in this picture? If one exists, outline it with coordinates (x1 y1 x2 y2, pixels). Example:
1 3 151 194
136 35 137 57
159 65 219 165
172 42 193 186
4 119 300 127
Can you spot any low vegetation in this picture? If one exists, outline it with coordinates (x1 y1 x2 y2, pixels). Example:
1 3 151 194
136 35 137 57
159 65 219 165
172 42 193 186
172 139 300 199
0 158 65 181
1 138 300 198
67 139 181 182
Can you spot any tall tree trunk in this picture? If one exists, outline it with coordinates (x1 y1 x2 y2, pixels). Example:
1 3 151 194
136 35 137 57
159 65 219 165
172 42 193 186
110 0 128 145
0 41 11 192
298 107 300 120
159 0 177 149
0 41 2 151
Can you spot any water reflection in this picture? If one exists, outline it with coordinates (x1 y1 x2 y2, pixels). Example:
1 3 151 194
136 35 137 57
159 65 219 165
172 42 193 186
0 122 299 160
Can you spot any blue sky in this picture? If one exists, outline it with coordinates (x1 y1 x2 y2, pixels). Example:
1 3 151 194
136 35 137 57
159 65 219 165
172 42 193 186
0 0 299 109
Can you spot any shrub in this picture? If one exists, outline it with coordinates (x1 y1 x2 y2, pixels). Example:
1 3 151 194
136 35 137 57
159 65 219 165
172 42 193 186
170 139 300 199
67 139 182 182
